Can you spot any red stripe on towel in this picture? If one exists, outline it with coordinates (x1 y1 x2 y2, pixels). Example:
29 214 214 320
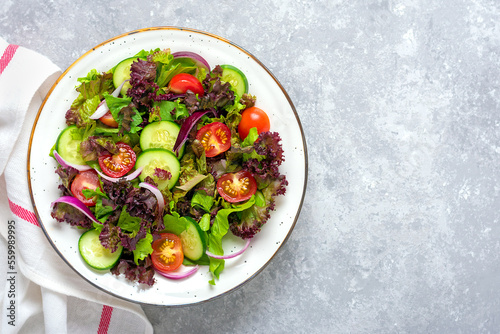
97 305 113 334
8 199 40 227
0 44 19 75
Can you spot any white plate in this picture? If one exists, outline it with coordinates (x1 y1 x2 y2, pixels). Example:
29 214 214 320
28 27 307 306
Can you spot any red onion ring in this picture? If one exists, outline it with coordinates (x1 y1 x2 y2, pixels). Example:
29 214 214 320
206 238 251 259
155 265 199 280
94 167 143 182
90 80 127 120
53 150 92 171
139 182 165 214
172 51 210 72
51 196 100 224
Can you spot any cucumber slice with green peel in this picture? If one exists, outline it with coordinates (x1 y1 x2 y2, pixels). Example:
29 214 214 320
79 229 123 270
135 148 181 190
140 121 185 156
113 57 138 96
180 217 207 261
162 215 207 261
220 64 248 98
55 125 86 165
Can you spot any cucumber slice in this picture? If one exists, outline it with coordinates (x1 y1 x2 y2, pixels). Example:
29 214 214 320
113 57 137 96
135 148 181 190
180 217 207 261
79 229 123 270
140 121 185 156
55 125 86 165
220 65 248 98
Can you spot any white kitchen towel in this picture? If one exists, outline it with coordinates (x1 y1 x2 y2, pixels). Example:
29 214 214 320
0 37 153 334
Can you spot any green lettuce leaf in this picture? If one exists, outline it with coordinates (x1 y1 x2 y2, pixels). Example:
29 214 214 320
133 233 154 264
208 196 256 284
67 71 114 128
104 93 143 134
191 190 214 213
117 206 142 233
149 100 190 122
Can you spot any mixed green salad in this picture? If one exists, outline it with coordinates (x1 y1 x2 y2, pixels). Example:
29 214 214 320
50 48 287 286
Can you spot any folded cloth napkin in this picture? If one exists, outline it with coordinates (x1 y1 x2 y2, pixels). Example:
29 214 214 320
0 38 153 334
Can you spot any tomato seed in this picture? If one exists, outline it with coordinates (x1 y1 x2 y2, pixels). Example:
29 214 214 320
159 254 175 264
200 131 214 150
159 239 174 251
215 128 228 143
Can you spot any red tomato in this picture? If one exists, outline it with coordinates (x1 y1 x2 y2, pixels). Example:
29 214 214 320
168 73 204 96
98 142 136 178
217 170 257 203
196 122 231 157
99 111 118 128
70 170 101 206
151 233 184 272
238 107 270 140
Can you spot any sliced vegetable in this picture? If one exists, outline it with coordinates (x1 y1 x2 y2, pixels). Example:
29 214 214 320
51 196 100 224
98 142 136 178
220 64 248 98
155 265 199 280
168 73 204 96
113 57 139 96
79 229 123 270
90 80 127 120
217 170 257 203
139 182 165 215
135 149 181 190
172 51 210 72
70 169 102 206
179 217 207 261
94 166 143 183
151 233 184 272
172 110 211 155
55 125 86 166
99 111 119 128
140 121 184 156
206 238 250 259
238 107 270 140
53 150 91 172
195 122 231 157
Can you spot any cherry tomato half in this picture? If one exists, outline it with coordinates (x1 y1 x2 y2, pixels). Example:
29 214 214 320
70 169 102 206
238 107 270 140
99 111 118 128
151 233 184 272
196 122 231 157
98 142 136 178
217 170 257 203
168 73 204 96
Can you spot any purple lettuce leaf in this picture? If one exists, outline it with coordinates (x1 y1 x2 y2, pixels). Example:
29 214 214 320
111 252 156 286
79 136 118 162
51 202 93 229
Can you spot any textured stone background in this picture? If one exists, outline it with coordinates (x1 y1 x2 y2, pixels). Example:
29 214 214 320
3 0 500 332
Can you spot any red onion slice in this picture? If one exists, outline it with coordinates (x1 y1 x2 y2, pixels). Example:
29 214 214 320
172 51 210 72
53 150 92 171
90 80 127 120
173 110 211 154
139 182 165 214
155 265 199 280
90 100 109 120
94 167 143 182
206 238 251 259
51 196 100 224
